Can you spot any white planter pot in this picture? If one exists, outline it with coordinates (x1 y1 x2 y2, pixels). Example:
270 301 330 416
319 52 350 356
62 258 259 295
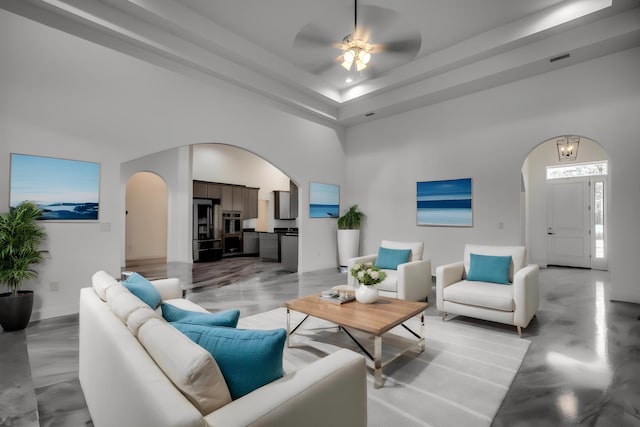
337 229 360 267
355 284 379 304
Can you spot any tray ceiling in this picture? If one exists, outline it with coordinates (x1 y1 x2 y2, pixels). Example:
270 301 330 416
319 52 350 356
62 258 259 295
2 0 639 127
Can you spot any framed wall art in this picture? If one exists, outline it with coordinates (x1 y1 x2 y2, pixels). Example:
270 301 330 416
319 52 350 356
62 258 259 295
10 153 101 221
417 178 472 227
309 182 339 218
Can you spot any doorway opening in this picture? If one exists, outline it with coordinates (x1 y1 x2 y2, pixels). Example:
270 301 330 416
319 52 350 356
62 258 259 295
191 143 299 271
125 172 168 268
546 162 608 270
521 136 609 271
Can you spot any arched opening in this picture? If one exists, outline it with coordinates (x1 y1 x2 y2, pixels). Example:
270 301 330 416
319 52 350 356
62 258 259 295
192 143 299 270
125 172 168 268
522 136 609 270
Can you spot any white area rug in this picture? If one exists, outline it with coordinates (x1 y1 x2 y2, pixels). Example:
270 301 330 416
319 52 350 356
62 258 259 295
238 307 530 427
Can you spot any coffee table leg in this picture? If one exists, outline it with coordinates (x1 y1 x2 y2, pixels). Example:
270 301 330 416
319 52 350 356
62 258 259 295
286 308 291 348
374 335 383 388
419 313 425 352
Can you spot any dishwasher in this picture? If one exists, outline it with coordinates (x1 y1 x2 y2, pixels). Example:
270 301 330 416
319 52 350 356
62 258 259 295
259 233 279 261
280 233 298 272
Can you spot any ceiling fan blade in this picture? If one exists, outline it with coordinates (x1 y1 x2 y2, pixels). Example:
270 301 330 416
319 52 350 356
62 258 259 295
380 34 421 55
310 59 342 75
294 23 339 48
356 6 398 37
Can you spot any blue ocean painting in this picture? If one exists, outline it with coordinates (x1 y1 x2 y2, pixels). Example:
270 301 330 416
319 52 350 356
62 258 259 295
417 178 472 226
309 182 339 218
10 154 100 220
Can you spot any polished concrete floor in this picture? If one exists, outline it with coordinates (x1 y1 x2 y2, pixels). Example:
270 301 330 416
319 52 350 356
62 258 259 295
1 259 639 426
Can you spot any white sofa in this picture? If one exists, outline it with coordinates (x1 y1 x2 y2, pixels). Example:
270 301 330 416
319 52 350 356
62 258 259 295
79 272 367 427
435 244 539 336
347 240 432 301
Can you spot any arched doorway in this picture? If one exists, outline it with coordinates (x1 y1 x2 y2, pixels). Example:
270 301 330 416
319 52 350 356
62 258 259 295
125 172 168 267
191 143 299 269
522 136 609 270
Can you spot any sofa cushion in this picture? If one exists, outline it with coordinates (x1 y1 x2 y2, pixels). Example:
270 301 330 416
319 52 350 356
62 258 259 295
173 323 286 400
444 281 515 312
375 269 398 293
138 318 232 415
92 270 118 301
110 290 150 324
122 272 162 309
126 306 161 337
105 283 130 310
467 253 512 285
375 247 411 270
161 303 240 328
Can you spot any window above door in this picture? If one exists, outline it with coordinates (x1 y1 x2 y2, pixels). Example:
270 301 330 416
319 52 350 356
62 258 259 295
546 161 608 180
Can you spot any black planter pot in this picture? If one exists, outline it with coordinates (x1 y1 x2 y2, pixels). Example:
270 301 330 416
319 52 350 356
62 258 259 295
0 291 34 332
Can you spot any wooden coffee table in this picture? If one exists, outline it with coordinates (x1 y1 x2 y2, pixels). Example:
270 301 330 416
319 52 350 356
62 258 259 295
285 292 427 388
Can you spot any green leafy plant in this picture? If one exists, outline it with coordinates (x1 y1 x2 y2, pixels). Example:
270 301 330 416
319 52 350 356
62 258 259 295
0 202 47 296
350 262 387 286
337 205 364 230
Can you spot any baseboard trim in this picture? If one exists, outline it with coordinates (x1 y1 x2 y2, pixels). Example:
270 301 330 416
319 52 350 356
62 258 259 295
125 258 167 268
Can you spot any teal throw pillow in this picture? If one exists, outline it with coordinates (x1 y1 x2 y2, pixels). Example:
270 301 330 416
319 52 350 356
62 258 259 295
173 323 286 400
375 247 412 270
467 253 512 285
161 303 240 328
122 272 162 309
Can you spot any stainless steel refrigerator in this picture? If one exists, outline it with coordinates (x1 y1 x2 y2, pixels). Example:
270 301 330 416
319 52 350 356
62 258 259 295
193 198 222 262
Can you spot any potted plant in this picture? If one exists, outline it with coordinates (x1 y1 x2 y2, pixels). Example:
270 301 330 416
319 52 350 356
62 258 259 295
0 201 47 331
337 205 364 267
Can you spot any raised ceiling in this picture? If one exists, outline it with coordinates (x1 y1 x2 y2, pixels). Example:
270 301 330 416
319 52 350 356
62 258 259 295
3 0 640 127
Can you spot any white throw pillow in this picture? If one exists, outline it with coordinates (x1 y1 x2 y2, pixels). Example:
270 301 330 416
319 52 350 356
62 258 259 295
138 318 232 415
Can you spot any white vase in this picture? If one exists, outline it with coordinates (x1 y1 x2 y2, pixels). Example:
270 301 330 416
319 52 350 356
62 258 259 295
355 284 378 304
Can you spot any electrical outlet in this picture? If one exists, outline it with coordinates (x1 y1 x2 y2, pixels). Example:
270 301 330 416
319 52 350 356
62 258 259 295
50 281 59 292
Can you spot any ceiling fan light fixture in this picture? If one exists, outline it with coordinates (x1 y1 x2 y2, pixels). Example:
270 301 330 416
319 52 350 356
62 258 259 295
340 43 370 72
343 49 356 63
358 50 371 65
336 0 374 75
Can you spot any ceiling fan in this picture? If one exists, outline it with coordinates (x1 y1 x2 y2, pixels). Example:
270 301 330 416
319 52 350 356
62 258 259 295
293 1 421 78
337 0 376 72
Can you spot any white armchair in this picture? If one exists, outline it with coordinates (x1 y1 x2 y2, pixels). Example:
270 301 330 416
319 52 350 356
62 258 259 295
347 240 432 301
435 244 539 336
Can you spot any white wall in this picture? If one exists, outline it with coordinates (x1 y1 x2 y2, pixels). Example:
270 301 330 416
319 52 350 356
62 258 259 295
524 138 608 267
0 10 346 320
346 47 640 304
0 127 122 321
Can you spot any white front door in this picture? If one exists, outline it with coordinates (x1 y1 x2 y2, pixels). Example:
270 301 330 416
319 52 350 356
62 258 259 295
547 177 591 268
